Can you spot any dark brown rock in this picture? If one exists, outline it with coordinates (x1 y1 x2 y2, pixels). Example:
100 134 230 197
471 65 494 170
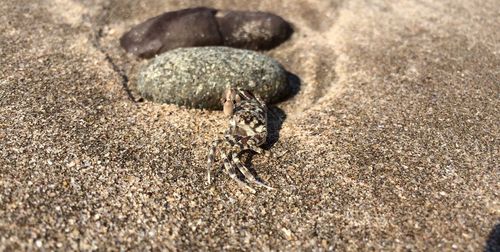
119 7 222 58
216 10 293 50
120 8 293 58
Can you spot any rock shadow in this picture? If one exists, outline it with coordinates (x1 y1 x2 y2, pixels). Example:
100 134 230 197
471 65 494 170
277 71 301 104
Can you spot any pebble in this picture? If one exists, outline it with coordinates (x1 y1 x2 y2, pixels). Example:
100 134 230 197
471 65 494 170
137 46 289 109
120 7 293 58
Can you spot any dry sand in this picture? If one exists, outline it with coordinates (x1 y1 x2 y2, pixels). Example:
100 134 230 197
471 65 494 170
0 0 499 250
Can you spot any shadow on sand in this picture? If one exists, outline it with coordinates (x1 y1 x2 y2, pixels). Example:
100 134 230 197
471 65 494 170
264 70 301 149
241 71 301 186
485 223 500 252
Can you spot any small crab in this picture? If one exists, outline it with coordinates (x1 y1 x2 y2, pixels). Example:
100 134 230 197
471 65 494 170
207 87 274 192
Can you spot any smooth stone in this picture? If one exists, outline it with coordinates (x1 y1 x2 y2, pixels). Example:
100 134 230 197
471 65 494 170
216 10 293 50
120 7 293 59
120 7 222 58
137 47 288 109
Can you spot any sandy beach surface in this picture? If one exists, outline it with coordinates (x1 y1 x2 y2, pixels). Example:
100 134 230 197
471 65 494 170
1 0 498 250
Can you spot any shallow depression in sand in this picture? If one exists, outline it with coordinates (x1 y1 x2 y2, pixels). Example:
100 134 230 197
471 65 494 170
97 1 344 119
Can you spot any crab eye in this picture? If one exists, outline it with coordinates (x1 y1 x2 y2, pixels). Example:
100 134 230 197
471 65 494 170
220 97 227 104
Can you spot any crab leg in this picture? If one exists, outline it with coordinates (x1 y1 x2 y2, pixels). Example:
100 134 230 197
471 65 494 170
231 152 274 190
207 139 222 185
221 153 256 193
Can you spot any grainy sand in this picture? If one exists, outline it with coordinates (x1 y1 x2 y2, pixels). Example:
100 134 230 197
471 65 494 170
0 0 498 250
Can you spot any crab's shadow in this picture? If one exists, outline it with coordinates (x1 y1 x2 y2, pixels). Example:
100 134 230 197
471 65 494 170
215 105 288 185
240 72 300 182
264 106 287 149
240 105 287 182
486 223 500 252
261 71 300 149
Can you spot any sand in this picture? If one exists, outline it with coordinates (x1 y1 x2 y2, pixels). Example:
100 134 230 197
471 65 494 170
0 0 498 250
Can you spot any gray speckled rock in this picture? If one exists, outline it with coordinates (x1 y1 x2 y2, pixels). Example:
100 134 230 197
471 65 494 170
137 46 288 109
